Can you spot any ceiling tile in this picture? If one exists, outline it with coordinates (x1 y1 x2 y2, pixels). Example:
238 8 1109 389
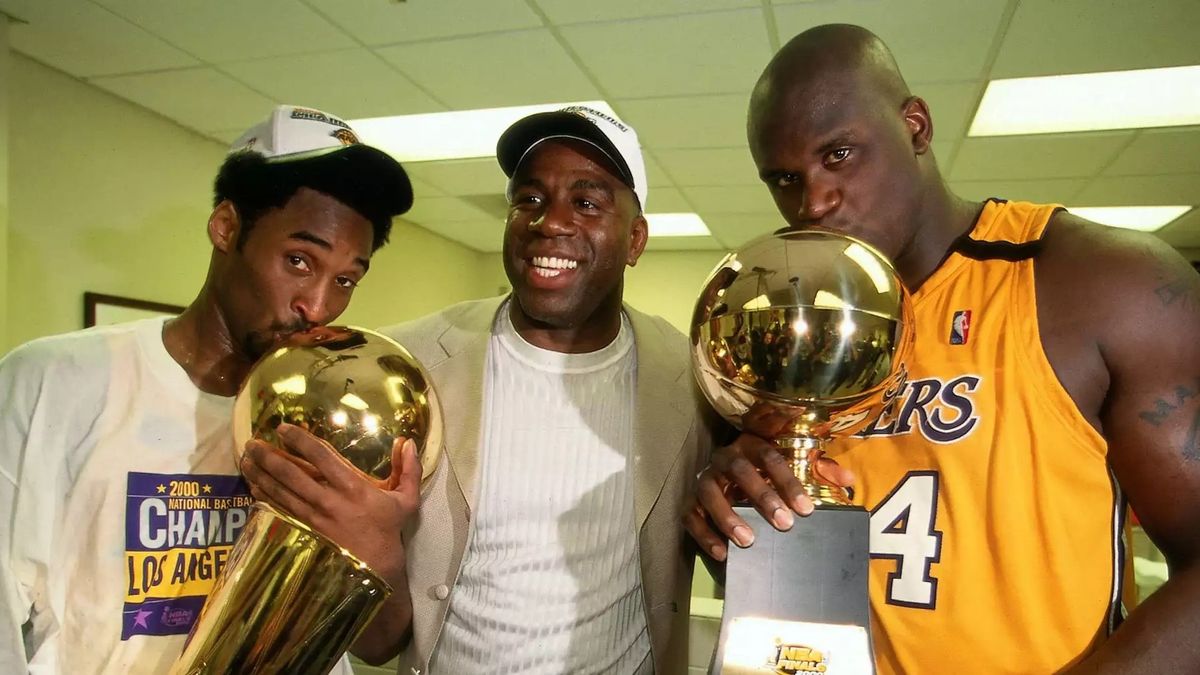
702 212 786 248
534 0 758 25
93 0 355 62
376 29 601 109
459 194 510 219
617 94 748 150
773 0 1009 83
90 67 277 133
305 0 541 46
654 147 759 187
948 179 1089 205
403 196 499 225
992 0 1200 78
684 186 777 214
949 131 1134 181
1103 128 1200 177
403 158 508 197
931 139 958 169
222 49 443 120
917 81 979 144
413 219 504 253
0 0 36 19
6 0 197 77
206 129 244 145
646 187 694 213
1154 208 1200 249
641 152 674 188
644 236 727 252
1073 174 1200 206
558 9 771 99
408 175 447 200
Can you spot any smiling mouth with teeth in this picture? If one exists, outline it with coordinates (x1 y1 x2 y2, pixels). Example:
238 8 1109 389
530 255 579 278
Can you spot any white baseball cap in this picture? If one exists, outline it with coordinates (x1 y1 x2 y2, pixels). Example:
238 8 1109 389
496 106 648 211
230 104 413 214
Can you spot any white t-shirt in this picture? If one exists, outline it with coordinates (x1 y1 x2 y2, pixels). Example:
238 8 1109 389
0 318 350 675
432 308 651 674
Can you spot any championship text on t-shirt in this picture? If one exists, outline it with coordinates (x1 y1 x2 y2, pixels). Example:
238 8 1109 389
122 471 252 639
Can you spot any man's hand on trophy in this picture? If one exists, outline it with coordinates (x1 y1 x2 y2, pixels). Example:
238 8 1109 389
683 432 855 562
240 422 421 586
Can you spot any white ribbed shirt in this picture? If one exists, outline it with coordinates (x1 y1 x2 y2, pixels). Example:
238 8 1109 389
431 306 652 675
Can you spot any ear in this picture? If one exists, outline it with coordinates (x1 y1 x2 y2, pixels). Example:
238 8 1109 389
902 96 933 155
626 213 649 267
209 200 241 253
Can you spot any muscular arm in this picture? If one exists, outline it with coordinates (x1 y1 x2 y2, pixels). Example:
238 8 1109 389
1038 215 1200 672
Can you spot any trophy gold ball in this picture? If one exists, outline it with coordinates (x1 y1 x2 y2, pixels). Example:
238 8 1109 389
171 326 442 675
231 325 443 487
691 229 913 506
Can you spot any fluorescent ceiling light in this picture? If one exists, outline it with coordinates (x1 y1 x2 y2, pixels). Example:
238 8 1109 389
1069 206 1192 232
968 65 1200 136
646 213 711 237
350 101 616 162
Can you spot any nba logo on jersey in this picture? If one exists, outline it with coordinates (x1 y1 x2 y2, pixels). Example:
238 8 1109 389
949 310 971 345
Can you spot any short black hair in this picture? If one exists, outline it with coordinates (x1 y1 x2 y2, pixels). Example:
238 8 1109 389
213 151 397 252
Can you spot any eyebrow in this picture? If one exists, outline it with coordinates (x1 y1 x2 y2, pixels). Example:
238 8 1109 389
757 130 861 181
816 130 858 155
289 231 370 271
571 179 614 199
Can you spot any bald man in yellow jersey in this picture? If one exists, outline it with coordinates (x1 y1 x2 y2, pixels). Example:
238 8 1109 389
685 24 1200 674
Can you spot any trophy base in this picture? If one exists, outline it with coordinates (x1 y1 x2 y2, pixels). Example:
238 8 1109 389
712 504 875 675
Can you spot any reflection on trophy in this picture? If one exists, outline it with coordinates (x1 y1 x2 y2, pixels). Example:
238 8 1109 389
691 229 913 675
171 327 442 675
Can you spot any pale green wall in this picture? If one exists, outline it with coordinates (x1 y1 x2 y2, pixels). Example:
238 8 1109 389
339 218 497 329
624 249 726 332
4 55 494 353
7 54 224 351
0 20 10 348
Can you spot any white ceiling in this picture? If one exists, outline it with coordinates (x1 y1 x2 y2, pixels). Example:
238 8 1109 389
2 0 1198 253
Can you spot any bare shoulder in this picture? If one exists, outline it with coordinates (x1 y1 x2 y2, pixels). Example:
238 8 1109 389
1037 210 1200 343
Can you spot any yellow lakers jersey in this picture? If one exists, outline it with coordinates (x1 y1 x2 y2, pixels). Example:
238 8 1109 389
826 200 1133 674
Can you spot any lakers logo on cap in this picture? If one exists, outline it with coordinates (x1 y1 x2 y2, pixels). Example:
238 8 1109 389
330 128 360 146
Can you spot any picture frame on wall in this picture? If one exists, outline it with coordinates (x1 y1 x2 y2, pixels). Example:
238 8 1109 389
83 292 185 328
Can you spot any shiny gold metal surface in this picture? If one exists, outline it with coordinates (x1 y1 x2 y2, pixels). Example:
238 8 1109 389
692 229 913 506
232 325 442 484
172 326 442 675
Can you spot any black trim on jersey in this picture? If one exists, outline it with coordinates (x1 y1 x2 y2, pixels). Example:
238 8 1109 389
951 235 1043 261
949 204 1067 262
1106 469 1129 635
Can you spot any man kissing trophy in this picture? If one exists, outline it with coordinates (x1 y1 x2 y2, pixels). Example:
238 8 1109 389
692 229 913 675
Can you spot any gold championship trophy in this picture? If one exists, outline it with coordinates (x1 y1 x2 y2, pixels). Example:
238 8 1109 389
171 327 442 675
691 230 913 675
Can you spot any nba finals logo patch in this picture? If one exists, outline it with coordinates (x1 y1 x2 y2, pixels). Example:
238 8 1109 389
949 310 971 345
771 643 829 674
122 472 252 639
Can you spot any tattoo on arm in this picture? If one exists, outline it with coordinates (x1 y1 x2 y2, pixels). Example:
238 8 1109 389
1138 378 1200 427
1154 277 1197 309
1184 409 1200 463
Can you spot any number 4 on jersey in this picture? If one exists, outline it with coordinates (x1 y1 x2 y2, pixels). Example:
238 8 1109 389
869 471 943 608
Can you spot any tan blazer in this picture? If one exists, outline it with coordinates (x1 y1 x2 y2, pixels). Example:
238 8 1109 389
381 297 716 675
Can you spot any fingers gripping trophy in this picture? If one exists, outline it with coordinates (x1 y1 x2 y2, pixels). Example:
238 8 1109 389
692 230 913 675
171 327 442 675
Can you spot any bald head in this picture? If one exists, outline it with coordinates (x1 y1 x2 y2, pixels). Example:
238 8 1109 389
749 24 911 138
743 24 943 266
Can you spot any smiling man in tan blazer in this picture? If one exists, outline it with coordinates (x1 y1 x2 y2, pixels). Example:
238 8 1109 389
239 106 716 674
377 107 715 674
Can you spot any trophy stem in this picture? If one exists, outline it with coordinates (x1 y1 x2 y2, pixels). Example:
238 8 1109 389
776 436 851 507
